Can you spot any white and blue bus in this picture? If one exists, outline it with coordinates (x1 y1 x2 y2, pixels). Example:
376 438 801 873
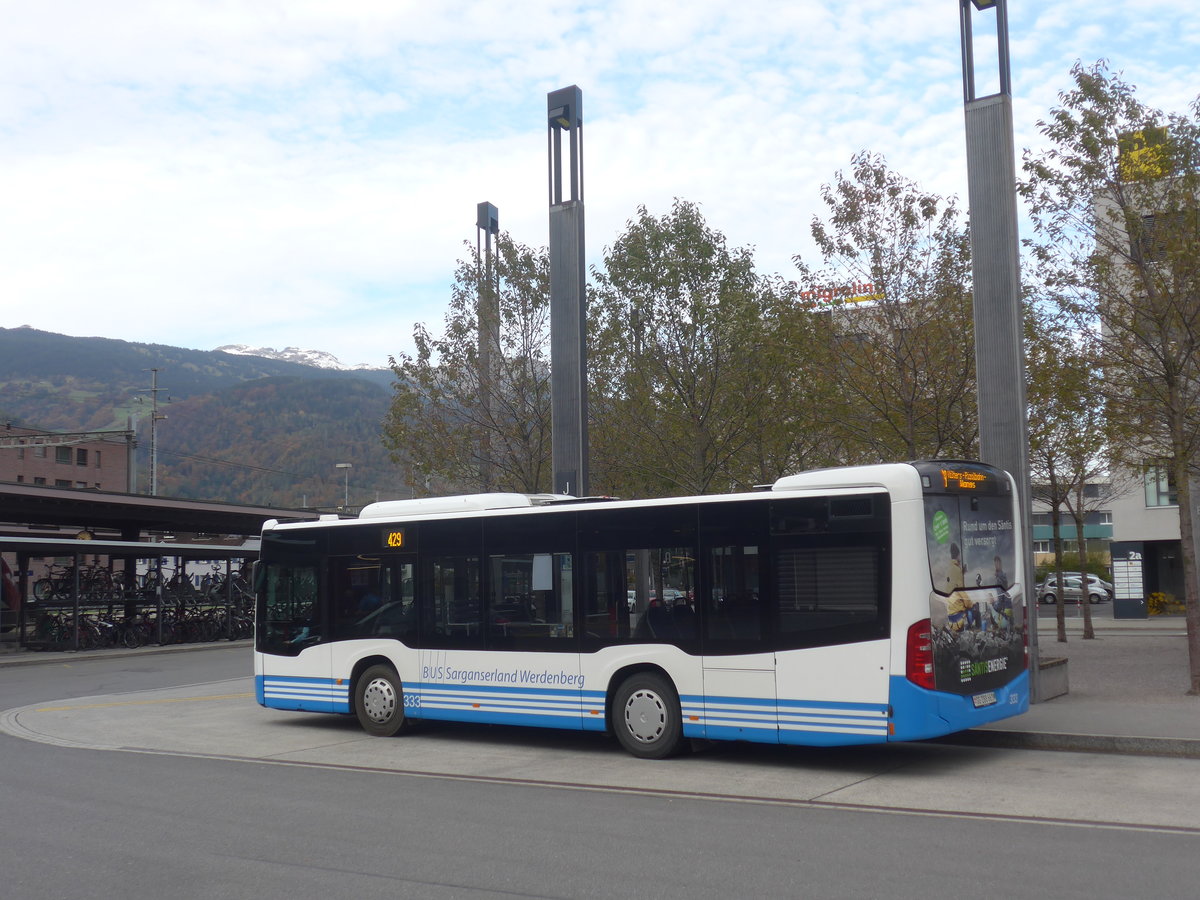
254 460 1029 758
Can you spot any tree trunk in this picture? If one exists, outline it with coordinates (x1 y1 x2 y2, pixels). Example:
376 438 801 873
1076 514 1095 640
1176 465 1200 694
1051 507 1067 643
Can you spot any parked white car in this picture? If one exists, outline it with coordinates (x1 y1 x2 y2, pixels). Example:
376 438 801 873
1038 573 1113 604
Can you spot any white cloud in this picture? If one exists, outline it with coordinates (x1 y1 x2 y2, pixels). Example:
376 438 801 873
1 1 1197 367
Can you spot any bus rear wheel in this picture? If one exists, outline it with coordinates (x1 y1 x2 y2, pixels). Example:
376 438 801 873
355 665 409 737
613 673 684 759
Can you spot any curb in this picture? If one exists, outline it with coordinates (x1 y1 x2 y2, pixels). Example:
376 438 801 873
0 640 251 668
938 728 1200 760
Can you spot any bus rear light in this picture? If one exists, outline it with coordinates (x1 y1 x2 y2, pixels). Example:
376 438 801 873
906 618 936 690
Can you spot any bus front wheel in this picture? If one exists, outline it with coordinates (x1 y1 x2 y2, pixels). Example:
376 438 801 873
613 673 685 760
355 665 408 737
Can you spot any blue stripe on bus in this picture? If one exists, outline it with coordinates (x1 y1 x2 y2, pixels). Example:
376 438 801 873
888 670 1030 742
778 725 888 746
685 693 889 714
704 723 779 742
257 673 1032 749
414 681 585 730
257 675 351 714
422 699 580 711
411 681 583 698
418 706 585 730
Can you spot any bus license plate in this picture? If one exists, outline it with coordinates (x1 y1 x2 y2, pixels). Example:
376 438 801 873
972 691 997 709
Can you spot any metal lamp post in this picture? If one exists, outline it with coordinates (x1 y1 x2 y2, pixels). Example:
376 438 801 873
477 201 499 492
547 85 588 497
959 0 1040 697
335 462 352 510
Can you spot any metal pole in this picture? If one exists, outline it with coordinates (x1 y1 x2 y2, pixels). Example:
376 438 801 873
477 202 499 492
335 463 352 509
959 0 1040 699
126 415 138 493
72 550 80 651
141 369 168 496
547 85 589 496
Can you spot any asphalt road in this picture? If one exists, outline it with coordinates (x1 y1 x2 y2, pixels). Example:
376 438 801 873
2 649 1198 900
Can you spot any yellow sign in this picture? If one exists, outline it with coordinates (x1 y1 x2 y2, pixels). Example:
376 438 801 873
1118 127 1171 182
940 468 987 490
799 281 885 310
384 530 405 548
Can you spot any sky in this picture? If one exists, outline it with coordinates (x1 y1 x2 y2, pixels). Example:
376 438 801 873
2 1 1197 369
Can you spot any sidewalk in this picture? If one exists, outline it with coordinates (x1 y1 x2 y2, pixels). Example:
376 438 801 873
948 613 1200 758
0 635 251 665
3 617 1197 758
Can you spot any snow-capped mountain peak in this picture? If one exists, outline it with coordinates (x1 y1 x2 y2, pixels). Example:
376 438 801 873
215 344 379 371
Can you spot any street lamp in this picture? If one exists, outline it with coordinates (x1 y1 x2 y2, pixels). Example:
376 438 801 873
335 463 352 509
958 0 1038 698
477 201 499 492
547 85 588 496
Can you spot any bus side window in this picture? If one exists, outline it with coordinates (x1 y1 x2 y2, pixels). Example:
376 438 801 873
330 555 387 640
582 547 696 648
705 545 762 643
260 563 319 655
773 544 887 648
583 551 627 642
420 555 482 648
487 552 575 648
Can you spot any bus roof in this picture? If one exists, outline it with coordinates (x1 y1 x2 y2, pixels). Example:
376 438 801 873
264 461 999 534
358 492 565 519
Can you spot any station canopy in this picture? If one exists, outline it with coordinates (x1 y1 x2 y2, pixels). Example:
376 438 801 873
0 481 319 559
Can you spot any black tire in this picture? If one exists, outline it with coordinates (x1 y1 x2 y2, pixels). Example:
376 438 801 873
354 665 409 737
612 672 685 760
1089 593 1101 605
1042 593 1056 605
33 579 54 602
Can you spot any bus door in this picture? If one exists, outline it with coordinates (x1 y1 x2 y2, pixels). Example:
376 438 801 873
329 550 420 698
256 545 341 713
700 534 777 744
770 494 892 746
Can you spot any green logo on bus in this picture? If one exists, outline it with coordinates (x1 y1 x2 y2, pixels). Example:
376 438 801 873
931 510 950 544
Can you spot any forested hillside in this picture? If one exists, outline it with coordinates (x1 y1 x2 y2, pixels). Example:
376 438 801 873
155 377 400 508
0 327 406 507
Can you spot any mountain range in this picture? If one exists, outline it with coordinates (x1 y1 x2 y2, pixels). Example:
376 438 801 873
0 326 408 509
215 343 381 371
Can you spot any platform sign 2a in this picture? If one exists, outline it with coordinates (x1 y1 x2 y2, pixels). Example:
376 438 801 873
1109 541 1147 619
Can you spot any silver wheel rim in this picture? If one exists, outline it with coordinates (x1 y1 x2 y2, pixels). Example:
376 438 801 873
623 688 667 744
362 677 398 725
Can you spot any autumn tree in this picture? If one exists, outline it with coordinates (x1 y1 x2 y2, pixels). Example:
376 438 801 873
794 152 978 463
722 274 849 487
1024 302 1118 641
589 200 788 496
1021 61 1200 692
384 235 553 495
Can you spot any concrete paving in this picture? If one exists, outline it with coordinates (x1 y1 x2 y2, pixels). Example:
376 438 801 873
6 674 1200 831
956 613 1200 758
2 613 1197 758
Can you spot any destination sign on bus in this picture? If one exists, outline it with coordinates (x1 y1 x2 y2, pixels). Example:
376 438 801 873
383 529 406 549
939 468 988 490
